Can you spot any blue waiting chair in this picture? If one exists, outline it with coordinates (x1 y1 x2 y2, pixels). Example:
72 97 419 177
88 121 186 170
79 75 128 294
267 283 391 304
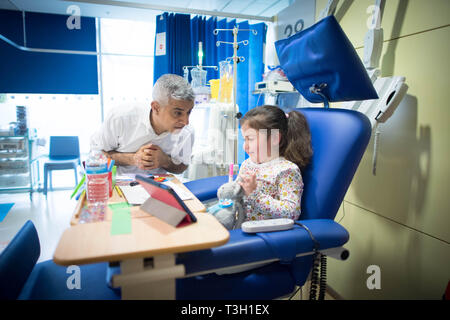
176 108 371 299
43 136 80 195
0 220 120 300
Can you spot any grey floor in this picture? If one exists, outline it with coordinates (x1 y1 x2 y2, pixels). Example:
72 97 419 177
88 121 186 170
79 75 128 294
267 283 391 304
0 189 74 263
0 170 80 262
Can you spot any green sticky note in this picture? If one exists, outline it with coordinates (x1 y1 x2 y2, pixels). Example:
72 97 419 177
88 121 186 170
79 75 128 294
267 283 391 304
109 203 132 235
109 202 131 211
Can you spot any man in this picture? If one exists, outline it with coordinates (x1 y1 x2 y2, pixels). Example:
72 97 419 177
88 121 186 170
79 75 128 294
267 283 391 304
90 74 195 175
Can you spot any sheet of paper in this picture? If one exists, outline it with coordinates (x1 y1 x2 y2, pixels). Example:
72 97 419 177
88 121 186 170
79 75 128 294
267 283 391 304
115 174 135 181
119 185 150 205
162 181 192 200
155 32 166 56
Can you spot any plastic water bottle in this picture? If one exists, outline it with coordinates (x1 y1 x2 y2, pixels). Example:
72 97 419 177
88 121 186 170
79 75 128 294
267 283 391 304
86 150 109 220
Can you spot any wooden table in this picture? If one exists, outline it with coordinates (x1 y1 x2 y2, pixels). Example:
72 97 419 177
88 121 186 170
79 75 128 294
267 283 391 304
53 176 229 299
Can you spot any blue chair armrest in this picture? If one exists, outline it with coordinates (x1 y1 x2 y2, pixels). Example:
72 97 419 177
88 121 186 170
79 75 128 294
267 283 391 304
184 175 236 201
177 219 349 275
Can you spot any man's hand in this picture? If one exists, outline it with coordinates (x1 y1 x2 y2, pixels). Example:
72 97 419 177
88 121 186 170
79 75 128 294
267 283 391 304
108 144 187 174
238 173 257 196
133 144 170 171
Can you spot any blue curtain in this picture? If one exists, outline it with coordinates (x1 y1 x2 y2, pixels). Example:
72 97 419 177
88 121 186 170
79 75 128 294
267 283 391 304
153 12 192 84
153 13 267 163
154 13 266 111
190 16 219 82
0 9 98 94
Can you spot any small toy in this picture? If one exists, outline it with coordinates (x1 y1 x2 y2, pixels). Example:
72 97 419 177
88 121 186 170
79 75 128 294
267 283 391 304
207 181 245 230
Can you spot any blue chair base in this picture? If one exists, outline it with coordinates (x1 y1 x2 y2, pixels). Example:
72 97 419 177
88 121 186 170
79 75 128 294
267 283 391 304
104 256 314 300
105 257 312 300
19 260 120 300
177 262 296 300
104 220 342 300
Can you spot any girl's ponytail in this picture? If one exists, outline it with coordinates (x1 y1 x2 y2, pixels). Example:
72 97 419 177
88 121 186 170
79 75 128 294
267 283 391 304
284 111 313 170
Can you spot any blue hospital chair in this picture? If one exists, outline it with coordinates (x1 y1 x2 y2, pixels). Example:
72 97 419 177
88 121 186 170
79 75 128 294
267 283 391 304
43 136 81 195
174 16 376 299
177 107 371 299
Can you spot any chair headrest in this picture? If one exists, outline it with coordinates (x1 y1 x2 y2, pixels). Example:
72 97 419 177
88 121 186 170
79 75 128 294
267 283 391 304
275 16 378 104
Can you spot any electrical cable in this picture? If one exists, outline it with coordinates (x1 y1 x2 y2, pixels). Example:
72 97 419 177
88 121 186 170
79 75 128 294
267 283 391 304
294 222 327 300
309 251 320 300
294 222 319 250
372 122 381 175
288 287 300 300
318 253 327 300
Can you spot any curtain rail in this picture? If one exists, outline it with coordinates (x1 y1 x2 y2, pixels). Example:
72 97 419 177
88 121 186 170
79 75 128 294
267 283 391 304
64 0 274 22
0 34 154 57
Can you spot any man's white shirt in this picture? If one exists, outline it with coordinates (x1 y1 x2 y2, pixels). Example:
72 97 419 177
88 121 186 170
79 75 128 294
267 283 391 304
90 104 195 175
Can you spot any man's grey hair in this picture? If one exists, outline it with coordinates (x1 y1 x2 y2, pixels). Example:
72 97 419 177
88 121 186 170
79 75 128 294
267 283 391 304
152 74 195 105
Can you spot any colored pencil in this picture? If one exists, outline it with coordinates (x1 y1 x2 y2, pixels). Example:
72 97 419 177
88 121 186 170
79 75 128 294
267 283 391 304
115 185 124 198
71 174 86 199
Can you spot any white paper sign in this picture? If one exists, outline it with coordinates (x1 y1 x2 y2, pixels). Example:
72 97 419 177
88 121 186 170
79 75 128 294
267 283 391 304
155 32 166 56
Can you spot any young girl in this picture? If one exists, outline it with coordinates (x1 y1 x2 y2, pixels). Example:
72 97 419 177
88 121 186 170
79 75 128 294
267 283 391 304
237 105 312 221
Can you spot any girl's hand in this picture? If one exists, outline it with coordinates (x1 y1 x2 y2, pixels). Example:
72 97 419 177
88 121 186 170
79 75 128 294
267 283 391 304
238 173 257 196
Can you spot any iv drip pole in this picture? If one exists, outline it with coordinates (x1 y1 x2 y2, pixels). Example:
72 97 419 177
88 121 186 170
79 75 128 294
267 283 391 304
214 25 257 165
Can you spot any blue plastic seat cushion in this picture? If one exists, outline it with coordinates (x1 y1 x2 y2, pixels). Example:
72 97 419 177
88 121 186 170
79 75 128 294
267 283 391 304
44 158 79 170
18 260 120 300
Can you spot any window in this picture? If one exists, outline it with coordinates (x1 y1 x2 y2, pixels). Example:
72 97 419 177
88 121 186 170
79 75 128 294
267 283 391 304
1 95 100 155
100 18 156 118
0 17 156 189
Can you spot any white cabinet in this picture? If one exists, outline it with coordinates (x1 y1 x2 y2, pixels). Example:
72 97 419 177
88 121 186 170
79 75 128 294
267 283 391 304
0 135 33 196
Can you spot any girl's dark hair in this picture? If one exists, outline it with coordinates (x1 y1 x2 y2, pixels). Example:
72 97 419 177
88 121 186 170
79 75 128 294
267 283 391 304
239 105 313 170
